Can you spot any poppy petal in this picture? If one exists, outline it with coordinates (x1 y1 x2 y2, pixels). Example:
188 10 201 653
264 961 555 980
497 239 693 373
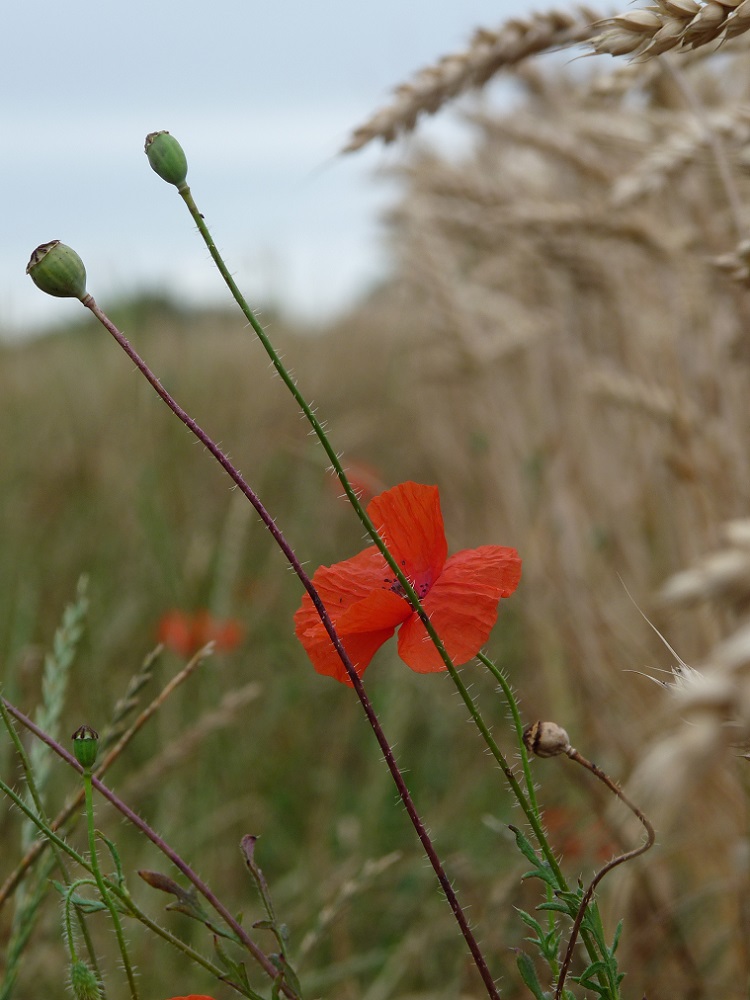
397 545 521 672
300 623 395 684
367 482 447 593
299 546 393 615
295 590 408 684
294 550 411 684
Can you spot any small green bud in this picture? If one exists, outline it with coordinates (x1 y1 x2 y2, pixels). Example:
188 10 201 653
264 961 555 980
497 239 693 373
71 725 99 769
69 960 103 1000
26 241 87 299
145 130 188 186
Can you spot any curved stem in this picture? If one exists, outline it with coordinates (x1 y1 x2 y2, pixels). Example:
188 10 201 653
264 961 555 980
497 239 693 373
555 745 655 1000
481 657 616 989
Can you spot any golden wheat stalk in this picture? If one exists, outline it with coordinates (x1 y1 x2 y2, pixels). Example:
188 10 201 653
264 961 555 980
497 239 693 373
342 6 601 153
591 0 750 59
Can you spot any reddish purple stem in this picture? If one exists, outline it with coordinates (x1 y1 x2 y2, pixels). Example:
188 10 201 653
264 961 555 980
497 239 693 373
73 294 501 1000
1 697 291 993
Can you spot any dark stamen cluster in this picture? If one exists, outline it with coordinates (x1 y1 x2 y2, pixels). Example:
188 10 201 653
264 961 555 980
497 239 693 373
382 576 430 599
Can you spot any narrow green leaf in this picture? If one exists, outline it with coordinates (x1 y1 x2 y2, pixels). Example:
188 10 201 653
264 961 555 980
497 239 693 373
212 936 264 999
521 863 559 889
270 954 302 998
97 830 125 886
516 951 549 1000
509 824 542 867
72 897 109 914
575 958 610 990
537 900 573 915
516 908 545 937
611 919 623 955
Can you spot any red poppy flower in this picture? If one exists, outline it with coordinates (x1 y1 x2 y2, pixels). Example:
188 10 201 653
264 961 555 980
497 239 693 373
157 610 244 656
294 481 521 684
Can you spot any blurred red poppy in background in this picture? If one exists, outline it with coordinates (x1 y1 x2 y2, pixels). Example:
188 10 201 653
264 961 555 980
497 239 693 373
157 609 244 657
295 481 521 684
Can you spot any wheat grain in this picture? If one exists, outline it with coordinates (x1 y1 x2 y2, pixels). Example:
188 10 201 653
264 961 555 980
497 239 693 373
342 7 602 153
591 0 750 59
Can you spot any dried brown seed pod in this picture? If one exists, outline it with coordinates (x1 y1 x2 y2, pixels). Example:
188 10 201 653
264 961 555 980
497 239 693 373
523 720 571 757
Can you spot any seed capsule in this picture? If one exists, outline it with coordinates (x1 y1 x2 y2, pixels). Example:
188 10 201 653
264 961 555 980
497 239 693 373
71 724 100 769
144 130 188 186
523 720 571 758
26 241 87 299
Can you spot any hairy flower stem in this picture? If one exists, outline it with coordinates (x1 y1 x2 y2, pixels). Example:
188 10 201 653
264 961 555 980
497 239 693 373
174 181 533 851
62 295 500 1000
476 655 558 872
175 184 450 637
81 767 140 1000
0 696 102 978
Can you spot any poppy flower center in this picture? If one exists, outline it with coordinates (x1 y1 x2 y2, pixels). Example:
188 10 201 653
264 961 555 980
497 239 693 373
383 574 431 600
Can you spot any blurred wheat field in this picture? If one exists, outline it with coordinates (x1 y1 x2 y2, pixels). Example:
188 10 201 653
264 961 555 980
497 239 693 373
4 28 750 1000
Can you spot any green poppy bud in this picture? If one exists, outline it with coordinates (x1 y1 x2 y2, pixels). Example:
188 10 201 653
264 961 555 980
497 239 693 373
71 725 99 769
26 241 87 299
69 960 103 1000
145 130 188 186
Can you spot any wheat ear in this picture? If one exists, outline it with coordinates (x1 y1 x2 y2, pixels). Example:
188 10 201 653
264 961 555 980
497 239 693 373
591 0 750 60
342 7 602 153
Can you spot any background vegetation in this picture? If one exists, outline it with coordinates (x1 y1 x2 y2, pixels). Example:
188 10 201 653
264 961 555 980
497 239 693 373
3 25 750 1000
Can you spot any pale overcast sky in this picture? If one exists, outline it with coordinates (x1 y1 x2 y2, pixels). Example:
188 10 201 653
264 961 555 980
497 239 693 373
1 1 537 335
